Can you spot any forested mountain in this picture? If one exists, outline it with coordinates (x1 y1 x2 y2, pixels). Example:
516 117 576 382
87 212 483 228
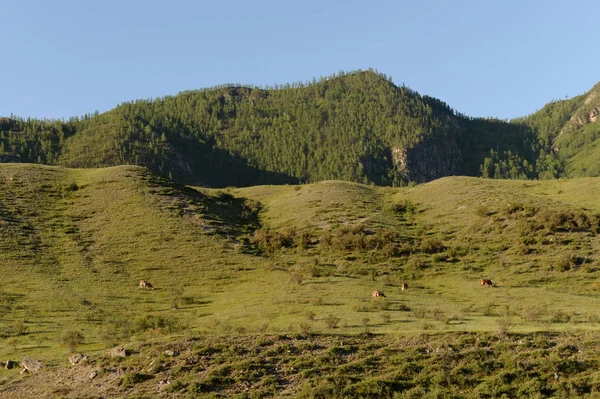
0 70 598 186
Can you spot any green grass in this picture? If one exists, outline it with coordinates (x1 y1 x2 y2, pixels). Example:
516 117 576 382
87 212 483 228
1 165 600 396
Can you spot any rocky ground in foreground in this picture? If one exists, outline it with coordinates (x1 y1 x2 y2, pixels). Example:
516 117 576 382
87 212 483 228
2 332 600 398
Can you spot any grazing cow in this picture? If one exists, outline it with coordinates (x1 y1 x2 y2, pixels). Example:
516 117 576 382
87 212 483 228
139 280 153 289
372 290 386 300
480 279 493 287
401 282 408 291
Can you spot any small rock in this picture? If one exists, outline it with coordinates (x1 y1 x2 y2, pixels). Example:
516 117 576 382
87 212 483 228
164 350 179 357
109 347 127 358
21 358 42 373
158 378 171 391
69 353 88 365
88 370 98 380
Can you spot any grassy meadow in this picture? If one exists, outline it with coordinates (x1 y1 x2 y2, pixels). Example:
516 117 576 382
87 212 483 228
1 164 600 397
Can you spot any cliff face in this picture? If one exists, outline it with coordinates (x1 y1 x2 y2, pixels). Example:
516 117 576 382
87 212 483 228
559 83 600 134
392 135 463 183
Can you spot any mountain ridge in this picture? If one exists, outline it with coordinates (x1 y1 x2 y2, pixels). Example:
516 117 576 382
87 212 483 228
1 70 598 186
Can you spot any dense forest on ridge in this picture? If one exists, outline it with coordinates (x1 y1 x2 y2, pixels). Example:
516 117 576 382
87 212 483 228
0 70 598 187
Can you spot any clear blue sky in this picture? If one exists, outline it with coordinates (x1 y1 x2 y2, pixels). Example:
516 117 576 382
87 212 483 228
1 0 598 121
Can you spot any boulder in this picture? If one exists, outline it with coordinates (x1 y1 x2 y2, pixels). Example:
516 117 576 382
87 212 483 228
69 353 88 365
109 347 127 358
21 358 42 373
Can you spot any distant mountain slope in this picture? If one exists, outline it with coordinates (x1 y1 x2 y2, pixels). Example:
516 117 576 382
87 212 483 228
0 71 598 186
517 82 600 178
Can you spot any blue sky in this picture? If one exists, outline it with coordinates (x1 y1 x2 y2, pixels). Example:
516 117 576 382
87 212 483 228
1 0 598 120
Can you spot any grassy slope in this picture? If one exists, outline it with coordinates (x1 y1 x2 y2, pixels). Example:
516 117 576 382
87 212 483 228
1 165 600 397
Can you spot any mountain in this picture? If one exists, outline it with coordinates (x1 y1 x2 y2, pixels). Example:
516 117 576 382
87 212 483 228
519 82 600 177
0 71 598 186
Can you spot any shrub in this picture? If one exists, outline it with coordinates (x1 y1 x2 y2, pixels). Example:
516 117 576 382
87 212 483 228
420 238 445 254
9 319 28 337
353 302 370 312
482 303 495 316
0 292 13 315
250 228 294 255
320 230 333 247
369 229 396 250
406 256 426 271
392 200 417 215
535 209 593 233
379 275 393 286
504 202 524 215
361 317 370 333
299 322 313 335
132 314 180 333
522 305 545 322
432 309 446 321
305 264 320 278
381 243 399 257
240 199 261 219
62 182 79 193
165 380 185 392
497 318 514 337
61 330 84 352
412 308 427 319
216 191 234 202
324 313 340 329
372 299 390 311
550 310 571 323
234 326 246 335
121 372 152 387
296 232 313 249
475 205 491 218
187 381 202 395
398 304 411 312
289 270 304 285
447 245 469 258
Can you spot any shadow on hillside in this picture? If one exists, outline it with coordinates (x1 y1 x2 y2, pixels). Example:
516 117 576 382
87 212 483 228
140 170 262 238
170 136 300 188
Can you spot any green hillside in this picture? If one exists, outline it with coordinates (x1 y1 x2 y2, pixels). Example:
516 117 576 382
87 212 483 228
5 70 599 187
1 164 600 397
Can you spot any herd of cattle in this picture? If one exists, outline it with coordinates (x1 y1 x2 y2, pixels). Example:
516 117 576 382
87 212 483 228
372 279 493 300
141 278 493 299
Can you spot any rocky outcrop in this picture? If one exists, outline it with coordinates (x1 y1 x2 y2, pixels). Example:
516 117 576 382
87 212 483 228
69 353 88 365
392 136 462 183
109 347 128 358
21 358 42 373
589 107 599 123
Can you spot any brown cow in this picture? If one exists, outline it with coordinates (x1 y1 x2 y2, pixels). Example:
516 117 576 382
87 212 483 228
401 282 408 291
372 290 386 300
139 280 153 289
480 279 493 287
